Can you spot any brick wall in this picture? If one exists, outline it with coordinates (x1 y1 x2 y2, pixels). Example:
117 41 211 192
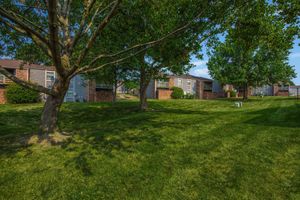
95 90 113 102
157 89 173 99
237 87 252 97
0 69 28 104
16 69 28 81
87 80 113 102
203 91 223 99
88 80 96 102
0 88 6 104
276 91 289 96
273 85 289 96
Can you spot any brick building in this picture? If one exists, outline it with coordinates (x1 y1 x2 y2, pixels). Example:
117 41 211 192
146 74 225 100
0 60 113 104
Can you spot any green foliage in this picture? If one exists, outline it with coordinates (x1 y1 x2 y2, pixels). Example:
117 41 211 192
124 81 138 91
6 83 40 104
229 90 237 98
208 0 296 90
183 93 196 99
273 0 300 35
171 87 184 99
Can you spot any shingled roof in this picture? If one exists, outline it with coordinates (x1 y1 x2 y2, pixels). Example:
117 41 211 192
0 59 55 70
168 74 213 82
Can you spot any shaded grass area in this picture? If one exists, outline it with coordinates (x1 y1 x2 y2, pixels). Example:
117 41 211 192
0 97 299 199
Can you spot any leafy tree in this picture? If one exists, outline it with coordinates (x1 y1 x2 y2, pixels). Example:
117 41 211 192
207 0 296 99
0 0 222 136
100 0 243 110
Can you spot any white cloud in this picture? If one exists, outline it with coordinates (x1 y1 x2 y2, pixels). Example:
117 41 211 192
189 59 211 78
191 60 207 66
190 67 210 78
290 52 300 58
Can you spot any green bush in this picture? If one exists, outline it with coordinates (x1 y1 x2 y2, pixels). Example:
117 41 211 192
171 87 184 99
183 94 196 99
229 90 237 98
6 83 40 104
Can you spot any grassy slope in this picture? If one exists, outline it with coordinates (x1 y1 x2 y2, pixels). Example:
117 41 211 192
0 97 299 200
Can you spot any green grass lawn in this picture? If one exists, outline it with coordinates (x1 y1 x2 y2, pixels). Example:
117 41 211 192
0 97 299 199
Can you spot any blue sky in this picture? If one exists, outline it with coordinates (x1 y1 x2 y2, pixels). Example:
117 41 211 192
190 39 300 85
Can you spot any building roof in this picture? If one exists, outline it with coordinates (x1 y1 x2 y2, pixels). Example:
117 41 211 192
0 59 55 70
290 85 300 88
169 74 213 82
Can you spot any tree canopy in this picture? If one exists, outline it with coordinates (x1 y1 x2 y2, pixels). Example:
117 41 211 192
0 0 245 135
207 0 296 99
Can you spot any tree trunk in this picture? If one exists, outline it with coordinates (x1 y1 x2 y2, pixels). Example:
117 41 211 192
140 85 148 111
139 65 149 111
243 84 248 100
112 78 118 104
39 81 69 137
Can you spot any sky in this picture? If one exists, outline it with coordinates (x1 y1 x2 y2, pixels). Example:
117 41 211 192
189 39 300 85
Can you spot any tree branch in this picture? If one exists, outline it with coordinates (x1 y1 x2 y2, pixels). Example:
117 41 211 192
77 45 150 74
85 9 207 68
78 16 214 75
0 65 56 96
48 0 65 77
75 0 121 66
69 0 97 51
82 1 117 35
0 7 50 47
0 18 52 58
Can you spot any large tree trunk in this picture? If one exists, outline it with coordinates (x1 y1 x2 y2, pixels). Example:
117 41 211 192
243 84 248 100
139 65 149 111
139 85 148 111
39 80 69 137
112 82 117 104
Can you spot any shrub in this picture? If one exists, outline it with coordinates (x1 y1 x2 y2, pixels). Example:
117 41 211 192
229 90 237 98
171 87 184 99
6 83 40 104
183 93 196 99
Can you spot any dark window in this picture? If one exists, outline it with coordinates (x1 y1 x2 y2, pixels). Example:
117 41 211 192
5 68 16 75
204 82 212 91
279 85 289 91
96 83 112 90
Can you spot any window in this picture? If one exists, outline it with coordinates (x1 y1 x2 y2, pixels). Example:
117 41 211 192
0 74 4 83
0 68 15 84
178 79 183 87
279 85 289 91
204 82 213 91
6 68 16 75
187 80 192 92
46 71 55 88
157 79 169 88
96 83 112 90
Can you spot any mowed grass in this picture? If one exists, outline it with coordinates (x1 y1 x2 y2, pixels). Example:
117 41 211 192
0 97 299 199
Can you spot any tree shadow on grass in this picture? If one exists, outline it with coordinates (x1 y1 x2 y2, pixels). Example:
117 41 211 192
243 104 300 128
0 106 42 156
0 100 234 177
57 102 220 176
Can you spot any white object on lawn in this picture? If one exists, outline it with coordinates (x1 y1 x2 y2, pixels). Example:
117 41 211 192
234 102 243 108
